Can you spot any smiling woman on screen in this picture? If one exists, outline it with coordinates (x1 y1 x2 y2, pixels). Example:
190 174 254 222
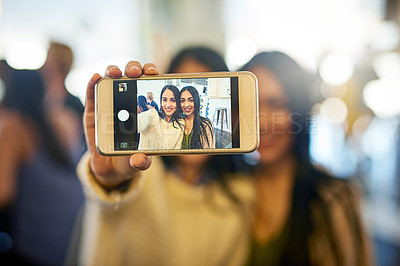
137 85 184 150
180 86 215 149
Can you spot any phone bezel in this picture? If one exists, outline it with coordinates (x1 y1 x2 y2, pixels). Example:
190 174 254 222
95 71 259 155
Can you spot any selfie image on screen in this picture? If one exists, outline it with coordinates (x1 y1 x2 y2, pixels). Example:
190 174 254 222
113 77 239 151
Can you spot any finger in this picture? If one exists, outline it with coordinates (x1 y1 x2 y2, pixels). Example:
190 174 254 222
130 154 152 170
86 73 102 103
84 73 102 153
105 65 123 77
125 61 142 77
143 63 159 75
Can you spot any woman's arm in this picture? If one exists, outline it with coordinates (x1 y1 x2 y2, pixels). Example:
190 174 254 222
137 109 160 133
77 152 145 208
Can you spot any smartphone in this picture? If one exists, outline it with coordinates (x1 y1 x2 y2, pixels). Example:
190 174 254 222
95 71 259 155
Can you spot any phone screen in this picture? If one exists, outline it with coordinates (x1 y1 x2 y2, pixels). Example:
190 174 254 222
113 77 240 151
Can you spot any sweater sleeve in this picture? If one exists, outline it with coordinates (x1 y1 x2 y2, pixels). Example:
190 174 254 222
138 109 160 133
208 125 215 148
201 120 215 149
76 152 145 209
309 179 373 266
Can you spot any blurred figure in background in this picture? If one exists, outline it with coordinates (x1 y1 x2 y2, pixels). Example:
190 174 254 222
0 59 14 258
0 60 13 90
40 41 85 162
242 52 372 266
75 47 254 266
137 95 151 113
146 91 159 111
0 70 84 265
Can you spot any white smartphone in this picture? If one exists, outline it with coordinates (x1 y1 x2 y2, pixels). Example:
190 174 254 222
95 71 259 155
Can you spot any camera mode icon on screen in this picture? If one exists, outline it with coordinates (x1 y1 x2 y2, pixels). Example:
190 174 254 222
119 83 128 92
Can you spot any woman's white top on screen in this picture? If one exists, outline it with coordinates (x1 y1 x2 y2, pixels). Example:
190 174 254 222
138 109 183 150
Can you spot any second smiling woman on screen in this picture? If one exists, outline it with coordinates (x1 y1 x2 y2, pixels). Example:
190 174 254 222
180 86 215 149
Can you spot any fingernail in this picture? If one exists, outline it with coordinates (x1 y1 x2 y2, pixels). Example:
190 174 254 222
107 66 118 75
129 65 140 72
135 158 146 168
147 66 158 72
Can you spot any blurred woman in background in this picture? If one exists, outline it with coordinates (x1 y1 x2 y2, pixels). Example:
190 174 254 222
180 85 215 149
0 70 84 265
242 52 372 266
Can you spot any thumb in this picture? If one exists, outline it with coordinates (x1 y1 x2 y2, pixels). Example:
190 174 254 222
130 154 152 170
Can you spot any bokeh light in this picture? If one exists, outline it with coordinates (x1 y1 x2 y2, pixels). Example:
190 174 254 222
5 41 47 70
352 114 373 138
372 52 400 80
370 21 399 52
226 38 257 69
319 54 354 87
363 79 400 118
320 97 348 125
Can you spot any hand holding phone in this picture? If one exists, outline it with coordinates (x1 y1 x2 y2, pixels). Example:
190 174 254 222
84 62 158 188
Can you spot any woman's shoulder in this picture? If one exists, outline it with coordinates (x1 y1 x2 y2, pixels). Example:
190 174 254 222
200 116 212 124
230 174 255 197
311 167 361 207
215 173 255 207
308 166 372 265
166 118 184 129
200 117 213 131
308 165 366 235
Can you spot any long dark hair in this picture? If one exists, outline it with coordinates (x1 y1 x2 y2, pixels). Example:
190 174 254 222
168 46 228 73
2 70 72 167
137 95 149 112
180 86 213 149
242 52 347 265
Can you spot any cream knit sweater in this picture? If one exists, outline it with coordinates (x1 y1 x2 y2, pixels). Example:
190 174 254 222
77 153 254 266
138 109 184 150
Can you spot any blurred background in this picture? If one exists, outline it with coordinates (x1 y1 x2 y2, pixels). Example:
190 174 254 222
0 0 399 264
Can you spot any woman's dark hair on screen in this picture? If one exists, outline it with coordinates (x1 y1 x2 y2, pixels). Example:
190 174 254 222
137 95 149 112
180 86 213 149
168 46 229 73
2 70 71 167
